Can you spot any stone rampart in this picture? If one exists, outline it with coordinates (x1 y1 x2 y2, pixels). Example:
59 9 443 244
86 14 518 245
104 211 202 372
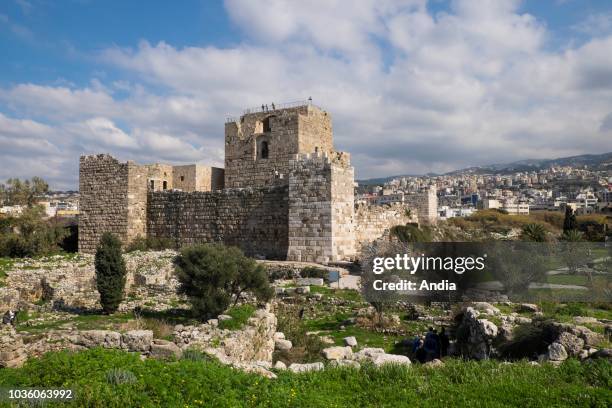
354 203 413 251
147 186 289 259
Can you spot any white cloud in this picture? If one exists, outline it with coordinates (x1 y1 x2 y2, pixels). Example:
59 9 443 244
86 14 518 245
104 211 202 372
572 11 612 37
2 0 612 189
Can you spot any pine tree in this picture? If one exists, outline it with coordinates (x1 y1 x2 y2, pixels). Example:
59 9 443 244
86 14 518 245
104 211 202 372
95 233 127 314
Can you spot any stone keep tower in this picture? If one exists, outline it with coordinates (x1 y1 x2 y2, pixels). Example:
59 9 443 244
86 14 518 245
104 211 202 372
224 104 333 188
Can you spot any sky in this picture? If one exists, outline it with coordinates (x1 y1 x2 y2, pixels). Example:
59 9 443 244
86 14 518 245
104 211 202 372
1 0 612 190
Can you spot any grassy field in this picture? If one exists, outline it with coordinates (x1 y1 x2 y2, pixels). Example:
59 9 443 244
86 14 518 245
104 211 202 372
0 257 15 287
0 348 610 407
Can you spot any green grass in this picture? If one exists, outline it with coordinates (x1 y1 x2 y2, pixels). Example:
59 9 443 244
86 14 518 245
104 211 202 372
309 286 364 302
0 257 16 286
218 304 256 330
545 274 608 286
0 348 610 407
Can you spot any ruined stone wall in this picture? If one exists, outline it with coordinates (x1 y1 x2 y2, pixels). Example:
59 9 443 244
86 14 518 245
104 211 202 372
354 203 413 252
224 105 334 189
147 187 288 259
287 152 355 263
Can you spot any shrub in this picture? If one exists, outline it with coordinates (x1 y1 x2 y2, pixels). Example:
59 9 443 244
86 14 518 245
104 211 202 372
95 233 127 314
126 236 175 252
556 303 586 317
181 349 210 362
390 224 432 242
520 223 547 242
105 368 137 385
174 244 273 320
300 266 328 279
275 305 326 364
0 206 67 258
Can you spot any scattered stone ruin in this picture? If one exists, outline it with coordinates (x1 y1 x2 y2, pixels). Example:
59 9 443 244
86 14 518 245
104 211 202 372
79 102 412 262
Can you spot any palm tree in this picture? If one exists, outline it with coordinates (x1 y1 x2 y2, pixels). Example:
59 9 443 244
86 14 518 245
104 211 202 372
562 229 583 242
521 223 547 242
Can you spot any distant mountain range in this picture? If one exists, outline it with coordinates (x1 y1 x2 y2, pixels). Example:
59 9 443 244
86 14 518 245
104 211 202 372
358 151 612 185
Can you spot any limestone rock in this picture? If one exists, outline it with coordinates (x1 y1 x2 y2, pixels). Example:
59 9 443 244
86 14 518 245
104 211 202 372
150 339 182 359
518 303 539 313
77 330 122 349
371 353 411 367
239 364 277 379
471 302 500 315
329 359 360 369
322 346 353 360
0 326 27 368
343 336 358 347
217 315 232 321
289 362 324 373
424 359 444 368
547 342 568 361
273 360 287 370
296 278 324 286
573 316 599 325
458 307 498 360
353 347 385 362
319 335 335 345
556 332 584 357
273 332 285 341
122 330 153 352
275 339 292 351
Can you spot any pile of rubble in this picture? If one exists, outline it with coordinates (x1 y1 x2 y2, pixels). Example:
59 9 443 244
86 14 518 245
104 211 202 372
455 303 610 363
0 325 27 368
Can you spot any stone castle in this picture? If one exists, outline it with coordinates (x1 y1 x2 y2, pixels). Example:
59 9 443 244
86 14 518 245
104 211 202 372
79 102 412 263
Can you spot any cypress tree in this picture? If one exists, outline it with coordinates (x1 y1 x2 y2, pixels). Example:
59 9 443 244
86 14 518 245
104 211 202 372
563 206 577 233
95 232 127 314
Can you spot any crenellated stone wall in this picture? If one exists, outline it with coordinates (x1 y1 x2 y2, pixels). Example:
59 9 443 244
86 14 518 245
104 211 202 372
147 187 289 259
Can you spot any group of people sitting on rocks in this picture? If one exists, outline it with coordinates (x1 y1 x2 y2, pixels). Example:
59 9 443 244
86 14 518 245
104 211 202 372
411 327 449 363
